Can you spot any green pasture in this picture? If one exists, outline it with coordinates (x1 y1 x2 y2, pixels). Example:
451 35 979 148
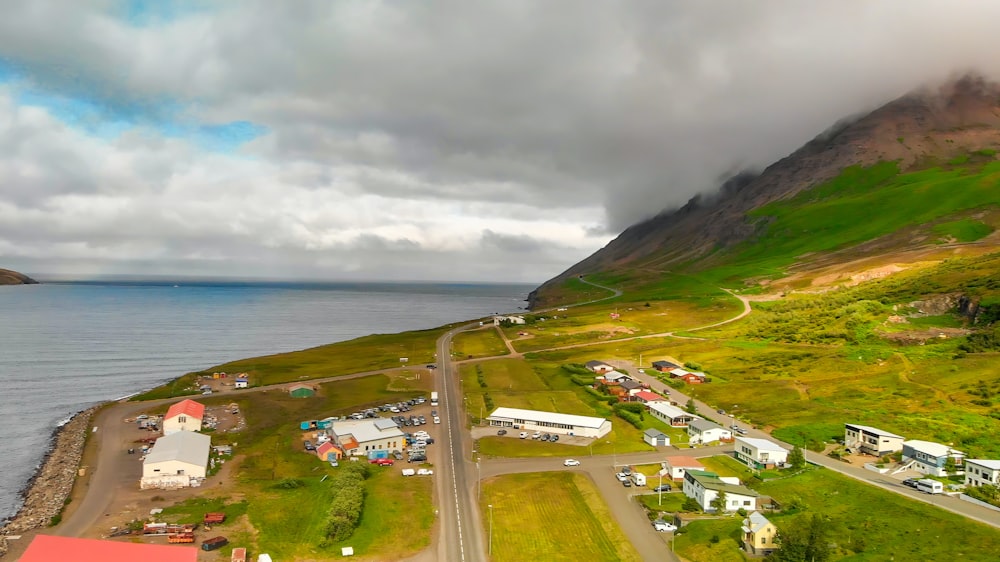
452 327 510 359
479 472 642 562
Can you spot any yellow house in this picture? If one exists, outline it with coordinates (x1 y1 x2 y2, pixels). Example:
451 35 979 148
742 511 779 557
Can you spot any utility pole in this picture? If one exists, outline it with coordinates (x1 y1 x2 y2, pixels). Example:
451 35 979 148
488 504 494 556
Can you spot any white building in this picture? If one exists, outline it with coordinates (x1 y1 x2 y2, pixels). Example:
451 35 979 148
329 419 405 456
646 402 699 427
734 437 789 470
493 315 526 326
141 431 211 489
902 440 966 477
643 429 670 447
844 423 904 456
687 419 732 444
162 399 205 435
965 459 1000 488
486 407 612 438
663 456 705 481
683 469 759 512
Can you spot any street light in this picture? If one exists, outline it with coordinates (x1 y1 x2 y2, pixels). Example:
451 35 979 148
488 504 494 556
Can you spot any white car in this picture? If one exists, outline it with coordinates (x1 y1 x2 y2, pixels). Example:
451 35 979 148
519 432 528 439
563 459 581 467
616 472 629 482
417 468 434 476
433 416 441 424
653 520 677 532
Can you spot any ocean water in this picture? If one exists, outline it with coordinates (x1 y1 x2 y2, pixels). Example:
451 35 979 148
0 280 532 522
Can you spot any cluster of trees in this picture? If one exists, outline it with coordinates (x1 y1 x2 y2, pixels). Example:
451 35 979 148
612 402 645 429
964 483 1000 508
765 514 831 562
325 464 369 541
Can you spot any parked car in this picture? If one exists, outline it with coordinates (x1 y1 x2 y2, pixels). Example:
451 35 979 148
392 450 403 460
433 416 441 424
408 453 427 463
902 478 920 489
370 458 394 466
653 484 672 492
735 428 748 435
519 432 528 439
426 364 436 369
717 409 726 415
622 479 632 487
653 520 677 532
564 459 581 466
303 440 315 451
532 432 541 439
616 472 629 482
550 434 559 442
497 429 508 436
622 466 632 476
540 434 550 442
431 410 438 417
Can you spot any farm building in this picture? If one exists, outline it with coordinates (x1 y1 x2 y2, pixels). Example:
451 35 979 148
844 423 904 457
734 437 789 470
646 402 698 427
162 399 205 435
141 431 211 489
21 535 197 562
316 441 343 462
643 428 670 447
288 383 316 398
329 418 405 456
486 407 612 438
234 376 249 389
663 456 705 480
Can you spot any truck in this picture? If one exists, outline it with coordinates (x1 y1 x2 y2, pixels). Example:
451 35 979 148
430 392 439 406
916 479 944 494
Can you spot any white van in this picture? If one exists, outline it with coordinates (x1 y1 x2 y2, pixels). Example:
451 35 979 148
633 473 647 486
916 479 944 494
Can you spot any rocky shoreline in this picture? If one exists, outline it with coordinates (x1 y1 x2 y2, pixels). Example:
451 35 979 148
0 405 100 558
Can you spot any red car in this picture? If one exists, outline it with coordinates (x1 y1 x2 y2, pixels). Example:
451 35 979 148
369 458 394 466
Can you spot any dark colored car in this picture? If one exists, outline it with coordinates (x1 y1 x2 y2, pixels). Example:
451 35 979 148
653 484 673 492
622 479 632 487
902 478 919 489
497 429 508 436
550 434 559 442
303 440 314 451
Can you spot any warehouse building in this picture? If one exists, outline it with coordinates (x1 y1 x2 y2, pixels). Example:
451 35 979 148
486 407 612 438
141 431 211 489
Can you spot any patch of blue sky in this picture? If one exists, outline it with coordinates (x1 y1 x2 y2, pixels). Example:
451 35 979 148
117 0 213 27
14 84 267 152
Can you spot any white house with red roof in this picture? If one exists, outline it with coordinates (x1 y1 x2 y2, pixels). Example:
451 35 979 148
163 399 205 435
663 456 705 480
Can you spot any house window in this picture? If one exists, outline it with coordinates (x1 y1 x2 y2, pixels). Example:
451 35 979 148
743 501 751 506
178 415 186 423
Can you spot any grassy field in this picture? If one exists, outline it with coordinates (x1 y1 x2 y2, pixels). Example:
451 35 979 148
452 327 510 359
134 327 449 399
479 472 642 562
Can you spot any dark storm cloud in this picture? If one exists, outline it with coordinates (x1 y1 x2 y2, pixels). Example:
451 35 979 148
1 1 1000 281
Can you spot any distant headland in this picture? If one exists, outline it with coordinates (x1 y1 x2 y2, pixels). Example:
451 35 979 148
0 268 38 285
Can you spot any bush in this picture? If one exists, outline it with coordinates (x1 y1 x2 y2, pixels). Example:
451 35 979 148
324 465 369 541
614 408 643 429
273 478 306 489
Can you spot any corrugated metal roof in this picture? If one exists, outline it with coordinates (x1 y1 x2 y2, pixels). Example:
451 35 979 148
488 407 608 429
164 399 205 421
144 431 211 467
736 436 788 453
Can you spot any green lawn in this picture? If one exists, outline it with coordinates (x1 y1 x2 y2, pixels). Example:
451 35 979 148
479 472 642 562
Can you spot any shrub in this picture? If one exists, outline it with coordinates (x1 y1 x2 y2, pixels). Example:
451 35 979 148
273 478 305 489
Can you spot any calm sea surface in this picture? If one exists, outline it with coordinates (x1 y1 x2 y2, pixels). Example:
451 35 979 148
0 280 532 522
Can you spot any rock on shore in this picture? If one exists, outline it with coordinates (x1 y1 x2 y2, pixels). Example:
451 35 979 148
0 405 99 557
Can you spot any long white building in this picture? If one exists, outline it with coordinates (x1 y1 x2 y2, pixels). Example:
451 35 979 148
486 407 611 438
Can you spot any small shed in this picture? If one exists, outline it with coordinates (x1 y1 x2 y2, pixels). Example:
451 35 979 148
234 377 249 389
643 428 670 447
288 383 316 398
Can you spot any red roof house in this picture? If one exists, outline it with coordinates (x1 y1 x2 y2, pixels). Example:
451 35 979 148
21 535 198 562
633 390 666 403
163 399 206 435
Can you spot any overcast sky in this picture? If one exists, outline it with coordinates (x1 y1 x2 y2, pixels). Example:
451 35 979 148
2 1 999 283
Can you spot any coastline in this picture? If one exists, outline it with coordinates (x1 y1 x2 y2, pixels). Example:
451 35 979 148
0 405 100 558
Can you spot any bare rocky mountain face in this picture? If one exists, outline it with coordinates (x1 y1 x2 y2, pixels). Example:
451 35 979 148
0 268 38 285
530 75 1000 308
